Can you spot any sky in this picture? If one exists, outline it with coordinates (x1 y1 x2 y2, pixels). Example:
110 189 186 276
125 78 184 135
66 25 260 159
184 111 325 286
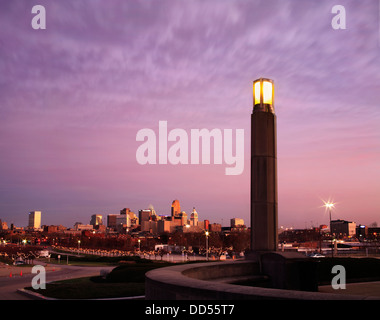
0 0 379 229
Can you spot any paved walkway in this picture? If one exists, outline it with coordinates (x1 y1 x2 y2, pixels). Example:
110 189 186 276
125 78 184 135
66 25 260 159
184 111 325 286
3 261 379 300
319 281 380 298
0 262 115 300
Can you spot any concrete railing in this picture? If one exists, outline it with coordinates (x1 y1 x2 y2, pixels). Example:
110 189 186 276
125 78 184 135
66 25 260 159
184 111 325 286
145 260 377 300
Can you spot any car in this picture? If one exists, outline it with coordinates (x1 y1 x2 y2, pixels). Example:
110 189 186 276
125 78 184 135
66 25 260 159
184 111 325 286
308 253 325 258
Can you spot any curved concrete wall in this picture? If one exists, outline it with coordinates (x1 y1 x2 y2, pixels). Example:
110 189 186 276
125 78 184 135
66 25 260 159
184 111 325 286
145 261 375 300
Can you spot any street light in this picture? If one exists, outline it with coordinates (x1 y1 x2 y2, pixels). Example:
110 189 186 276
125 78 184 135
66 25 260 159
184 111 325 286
253 78 274 113
138 239 141 252
251 78 278 252
77 240 81 255
323 201 335 258
205 231 209 261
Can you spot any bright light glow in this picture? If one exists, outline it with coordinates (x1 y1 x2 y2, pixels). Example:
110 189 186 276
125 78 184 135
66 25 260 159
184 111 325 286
263 81 273 104
321 199 336 216
254 81 261 105
323 201 335 209
254 79 273 105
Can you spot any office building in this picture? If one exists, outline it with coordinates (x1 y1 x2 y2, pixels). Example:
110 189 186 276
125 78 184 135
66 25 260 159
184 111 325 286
141 220 158 233
107 214 118 229
115 214 131 232
330 219 356 238
209 223 222 232
120 208 138 226
231 218 245 228
139 209 152 224
74 222 93 231
171 200 181 217
28 211 41 229
90 214 103 226
158 219 171 233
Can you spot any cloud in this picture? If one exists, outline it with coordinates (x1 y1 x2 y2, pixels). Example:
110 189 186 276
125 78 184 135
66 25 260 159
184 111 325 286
0 0 379 227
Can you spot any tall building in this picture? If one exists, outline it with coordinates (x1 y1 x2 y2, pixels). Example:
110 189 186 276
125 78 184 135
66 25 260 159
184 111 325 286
231 218 244 228
190 207 198 226
28 211 41 229
120 208 139 226
129 211 139 226
0 219 8 230
120 208 131 215
148 204 156 216
171 200 181 217
139 209 152 224
141 220 158 233
90 214 103 226
158 219 171 233
115 214 131 231
179 211 188 226
107 214 118 229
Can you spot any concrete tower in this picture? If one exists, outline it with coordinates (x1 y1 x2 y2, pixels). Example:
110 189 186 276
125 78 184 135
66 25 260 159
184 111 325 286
250 78 278 251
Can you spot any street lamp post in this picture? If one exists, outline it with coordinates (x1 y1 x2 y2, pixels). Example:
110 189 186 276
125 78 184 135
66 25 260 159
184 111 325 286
205 231 209 261
323 201 335 258
78 240 81 255
251 78 278 252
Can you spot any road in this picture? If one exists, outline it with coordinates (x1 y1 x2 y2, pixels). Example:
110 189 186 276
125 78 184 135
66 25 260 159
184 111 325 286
0 262 115 300
0 252 240 300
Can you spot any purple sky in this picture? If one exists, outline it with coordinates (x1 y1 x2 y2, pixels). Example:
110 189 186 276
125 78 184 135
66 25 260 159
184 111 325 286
0 0 379 229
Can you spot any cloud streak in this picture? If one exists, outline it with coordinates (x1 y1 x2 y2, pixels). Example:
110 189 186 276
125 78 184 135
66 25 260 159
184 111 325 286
0 0 379 228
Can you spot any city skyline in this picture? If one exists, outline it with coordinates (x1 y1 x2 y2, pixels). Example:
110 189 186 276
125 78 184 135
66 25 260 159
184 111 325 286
0 1 379 229
0 197 374 231
3 199 238 229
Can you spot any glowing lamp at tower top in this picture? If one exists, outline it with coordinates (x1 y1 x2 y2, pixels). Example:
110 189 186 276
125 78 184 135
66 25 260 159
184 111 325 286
253 78 274 113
